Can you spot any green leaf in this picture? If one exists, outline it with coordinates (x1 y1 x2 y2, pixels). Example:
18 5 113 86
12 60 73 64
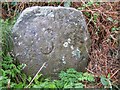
59 71 67 79
27 76 32 82
67 68 77 74
100 76 109 86
107 17 113 22
74 83 84 88
77 7 85 10
107 74 111 79
88 76 95 82
1 69 6 76
21 73 27 83
83 72 89 76
53 80 64 88
33 85 41 88
47 82 56 88
111 27 117 32
64 0 71 7
93 13 99 22
14 68 20 74
14 82 25 88
34 74 42 84
111 27 119 32
64 83 73 88
87 1 94 6
11 2 18 6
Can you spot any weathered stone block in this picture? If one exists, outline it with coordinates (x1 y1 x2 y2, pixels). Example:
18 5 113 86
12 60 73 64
12 6 91 78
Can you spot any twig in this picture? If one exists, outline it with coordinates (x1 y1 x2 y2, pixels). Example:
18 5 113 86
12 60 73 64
7 79 10 88
25 62 47 88
87 16 93 27
86 68 95 75
110 69 120 79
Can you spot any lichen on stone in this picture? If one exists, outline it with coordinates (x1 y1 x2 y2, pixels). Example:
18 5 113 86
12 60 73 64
63 42 69 48
67 38 71 44
61 56 66 64
72 47 81 58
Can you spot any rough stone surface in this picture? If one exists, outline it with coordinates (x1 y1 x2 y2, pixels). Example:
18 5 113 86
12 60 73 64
12 6 91 78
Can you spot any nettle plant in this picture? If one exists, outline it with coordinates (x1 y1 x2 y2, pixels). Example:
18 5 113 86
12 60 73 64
0 18 26 89
0 52 26 88
30 68 95 88
56 68 95 88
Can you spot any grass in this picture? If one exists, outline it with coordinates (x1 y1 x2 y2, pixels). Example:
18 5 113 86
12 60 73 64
0 1 119 89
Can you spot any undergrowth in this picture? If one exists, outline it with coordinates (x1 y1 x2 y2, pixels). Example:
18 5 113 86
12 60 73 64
0 52 95 88
0 51 118 89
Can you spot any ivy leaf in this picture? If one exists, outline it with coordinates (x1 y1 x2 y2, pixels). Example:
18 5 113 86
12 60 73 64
64 0 71 7
87 76 95 82
111 27 119 32
107 17 113 22
100 76 109 86
11 2 18 6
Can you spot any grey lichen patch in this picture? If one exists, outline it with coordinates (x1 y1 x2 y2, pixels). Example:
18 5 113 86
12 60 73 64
42 28 46 31
53 68 59 72
15 53 20 57
35 33 38 37
31 41 34 44
70 45 74 50
63 42 69 48
67 38 71 44
35 13 43 16
61 56 66 64
14 37 17 40
63 38 71 48
48 12 54 18
72 47 81 58
18 42 23 46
